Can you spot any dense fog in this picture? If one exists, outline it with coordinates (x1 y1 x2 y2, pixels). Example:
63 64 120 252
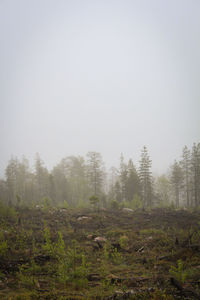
1 0 200 178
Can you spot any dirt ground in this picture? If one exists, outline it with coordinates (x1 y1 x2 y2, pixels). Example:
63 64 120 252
0 207 200 299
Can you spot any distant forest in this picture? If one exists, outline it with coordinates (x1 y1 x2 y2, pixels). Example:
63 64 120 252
0 143 199 209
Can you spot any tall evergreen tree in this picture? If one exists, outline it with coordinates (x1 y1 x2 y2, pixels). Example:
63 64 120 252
191 143 200 208
126 159 141 202
5 157 19 205
51 163 70 205
34 153 49 201
108 167 118 201
119 153 128 202
139 146 152 207
87 151 104 196
170 160 183 208
181 146 191 207
64 156 89 205
5 156 33 205
155 175 170 206
114 181 121 203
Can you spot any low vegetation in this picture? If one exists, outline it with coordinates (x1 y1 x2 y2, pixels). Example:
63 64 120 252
0 203 200 299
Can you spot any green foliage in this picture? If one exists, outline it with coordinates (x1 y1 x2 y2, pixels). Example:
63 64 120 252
77 199 89 208
16 230 27 250
55 231 65 257
42 196 52 209
110 199 119 210
56 239 89 288
0 240 8 257
140 228 165 235
1 204 200 299
42 227 54 255
28 258 41 274
101 278 116 294
122 194 142 210
54 232 68 282
170 160 183 208
32 237 39 255
103 244 109 262
111 247 123 265
102 241 123 265
131 194 143 209
63 200 69 209
169 259 188 283
89 195 99 207
139 146 152 207
169 202 175 209
16 194 22 207
119 235 129 249
71 253 89 288
155 175 170 207
41 230 90 286
1 143 199 210
18 264 36 288
0 200 17 221
56 255 69 283
106 228 126 239
87 151 104 196
14 295 36 300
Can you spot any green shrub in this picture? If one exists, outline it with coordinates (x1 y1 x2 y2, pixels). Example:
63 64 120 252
0 240 8 257
18 264 35 288
56 239 89 288
63 200 69 208
111 247 123 265
119 235 129 249
42 196 52 209
15 230 28 250
122 194 142 210
110 200 119 210
42 227 54 255
16 194 22 207
103 243 109 262
0 200 17 221
89 195 99 208
131 194 143 209
169 259 188 283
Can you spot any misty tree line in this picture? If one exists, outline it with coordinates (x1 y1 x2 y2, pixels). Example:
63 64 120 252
0 143 199 209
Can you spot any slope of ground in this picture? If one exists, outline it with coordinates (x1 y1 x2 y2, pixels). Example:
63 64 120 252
0 207 200 299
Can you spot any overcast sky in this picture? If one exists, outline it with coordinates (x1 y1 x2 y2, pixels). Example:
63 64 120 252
0 0 200 177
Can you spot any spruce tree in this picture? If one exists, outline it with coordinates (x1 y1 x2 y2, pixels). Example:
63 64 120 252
181 146 191 207
126 159 140 202
87 151 104 196
191 143 200 208
119 153 128 202
170 160 183 208
139 146 152 207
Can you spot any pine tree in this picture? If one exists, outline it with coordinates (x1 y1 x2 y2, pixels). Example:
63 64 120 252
87 151 104 196
139 146 152 207
119 153 128 202
181 146 191 207
5 157 19 205
170 160 183 208
126 159 141 202
114 181 122 202
108 167 118 201
34 153 49 201
191 143 200 208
